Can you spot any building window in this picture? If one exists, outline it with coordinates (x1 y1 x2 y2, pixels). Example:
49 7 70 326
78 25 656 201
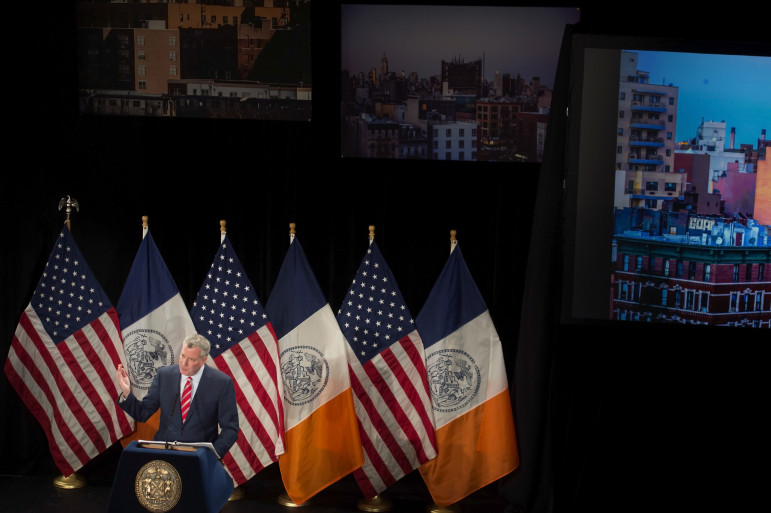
138 51 146 60
445 141 452 149
759 264 765 281
729 292 738 312
618 128 624 136
138 65 146 76
667 132 673 139
138 81 146 90
688 261 696 280
169 51 176 61
137 36 145 46
669 97 675 105
665 183 677 192
446 129 452 137
169 37 177 46
623 254 629 272
676 260 683 278
645 199 657 209
459 128 464 137
664 259 670 277
746 264 753 281
703 264 711 282
686 290 695 310
733 264 740 281
755 292 763 311
224 16 229 24
646 181 658 191
170 66 177 76
635 256 642 272
620 92 625 100
619 110 625 118
661 289 668 307
699 291 709 312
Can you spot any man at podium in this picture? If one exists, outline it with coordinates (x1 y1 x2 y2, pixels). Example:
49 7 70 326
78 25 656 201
116 333 239 459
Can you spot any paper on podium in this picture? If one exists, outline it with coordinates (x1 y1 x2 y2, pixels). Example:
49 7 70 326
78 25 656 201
137 440 220 459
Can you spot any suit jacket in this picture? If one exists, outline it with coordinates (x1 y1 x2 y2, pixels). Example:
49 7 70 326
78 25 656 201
119 364 239 458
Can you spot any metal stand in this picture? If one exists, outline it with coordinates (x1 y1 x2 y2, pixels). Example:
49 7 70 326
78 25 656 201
52 473 87 489
426 503 462 513
277 492 309 507
357 494 392 512
228 486 245 501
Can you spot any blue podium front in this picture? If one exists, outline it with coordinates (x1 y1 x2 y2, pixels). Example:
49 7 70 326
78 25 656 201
107 441 234 513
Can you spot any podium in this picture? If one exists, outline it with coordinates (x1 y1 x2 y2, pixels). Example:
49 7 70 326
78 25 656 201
107 440 234 513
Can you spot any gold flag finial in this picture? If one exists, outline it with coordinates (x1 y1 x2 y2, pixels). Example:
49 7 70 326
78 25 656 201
289 222 296 244
450 229 457 253
142 216 149 239
220 220 227 243
58 195 79 232
369 225 375 244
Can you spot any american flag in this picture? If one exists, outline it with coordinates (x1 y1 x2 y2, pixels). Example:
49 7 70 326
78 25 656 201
337 239 437 498
3 225 134 476
190 234 285 485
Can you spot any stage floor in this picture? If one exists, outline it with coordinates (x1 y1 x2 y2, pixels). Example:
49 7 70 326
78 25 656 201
0 459 512 513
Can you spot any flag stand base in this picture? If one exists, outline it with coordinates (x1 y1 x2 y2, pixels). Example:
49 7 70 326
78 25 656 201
52 473 87 489
426 503 462 513
277 493 309 507
357 495 392 512
228 486 245 501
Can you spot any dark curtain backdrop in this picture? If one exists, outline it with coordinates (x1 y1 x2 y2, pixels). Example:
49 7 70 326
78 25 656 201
2 2 770 513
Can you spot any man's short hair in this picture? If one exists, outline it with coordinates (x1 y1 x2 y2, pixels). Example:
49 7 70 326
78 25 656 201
183 333 211 358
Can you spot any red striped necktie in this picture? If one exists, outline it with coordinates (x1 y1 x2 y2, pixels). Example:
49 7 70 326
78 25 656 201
180 376 192 422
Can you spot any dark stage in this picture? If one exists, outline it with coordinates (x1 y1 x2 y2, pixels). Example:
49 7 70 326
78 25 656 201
0 457 511 513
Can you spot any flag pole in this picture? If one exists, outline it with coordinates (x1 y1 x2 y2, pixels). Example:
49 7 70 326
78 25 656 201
356 230 394 513
424 230 463 513
52 196 87 490
57 195 80 233
220 219 247 503
276 221 312 509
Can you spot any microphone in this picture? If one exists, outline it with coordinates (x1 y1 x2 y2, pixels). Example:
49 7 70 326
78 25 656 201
165 390 179 450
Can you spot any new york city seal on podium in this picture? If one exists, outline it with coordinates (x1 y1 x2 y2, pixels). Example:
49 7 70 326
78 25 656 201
135 459 182 512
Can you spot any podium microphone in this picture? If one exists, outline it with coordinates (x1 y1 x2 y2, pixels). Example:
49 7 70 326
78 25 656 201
165 391 179 450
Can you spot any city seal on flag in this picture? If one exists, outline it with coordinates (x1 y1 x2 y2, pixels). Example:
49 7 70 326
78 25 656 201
123 329 176 393
134 459 182 512
426 349 481 413
280 346 329 407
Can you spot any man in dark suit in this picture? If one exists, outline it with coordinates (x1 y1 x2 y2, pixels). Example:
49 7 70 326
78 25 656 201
116 333 239 459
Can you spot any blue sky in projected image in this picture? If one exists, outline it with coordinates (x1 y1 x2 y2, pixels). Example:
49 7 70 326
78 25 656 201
633 50 771 145
341 5 581 89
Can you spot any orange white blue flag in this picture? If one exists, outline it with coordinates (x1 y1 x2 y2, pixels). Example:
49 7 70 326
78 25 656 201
265 235 363 504
416 242 519 507
116 228 195 446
